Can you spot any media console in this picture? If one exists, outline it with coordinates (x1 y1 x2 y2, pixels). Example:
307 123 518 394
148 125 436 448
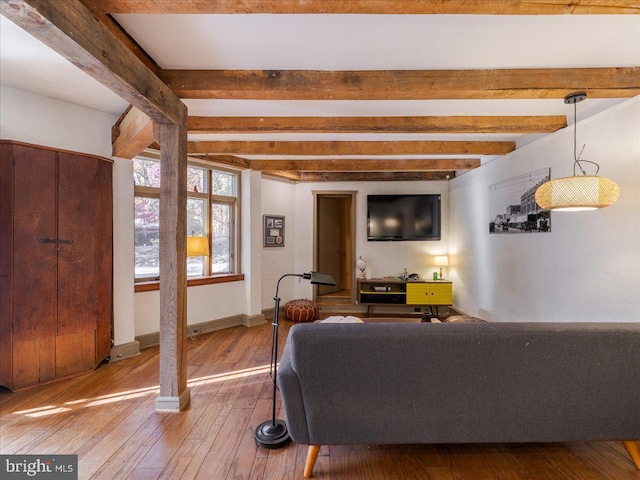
357 278 453 314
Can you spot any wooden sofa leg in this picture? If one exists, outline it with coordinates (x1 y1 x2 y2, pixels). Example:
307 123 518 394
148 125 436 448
623 440 640 470
304 445 321 478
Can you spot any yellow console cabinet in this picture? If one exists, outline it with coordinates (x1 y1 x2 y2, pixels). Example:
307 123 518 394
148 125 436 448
406 282 453 306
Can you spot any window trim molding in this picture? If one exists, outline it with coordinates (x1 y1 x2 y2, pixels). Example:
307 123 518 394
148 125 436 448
133 155 240 282
134 273 245 293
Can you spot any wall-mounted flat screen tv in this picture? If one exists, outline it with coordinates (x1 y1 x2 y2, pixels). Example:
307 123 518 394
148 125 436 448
367 194 441 241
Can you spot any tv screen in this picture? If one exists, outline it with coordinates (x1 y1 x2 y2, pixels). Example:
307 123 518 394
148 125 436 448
367 194 441 241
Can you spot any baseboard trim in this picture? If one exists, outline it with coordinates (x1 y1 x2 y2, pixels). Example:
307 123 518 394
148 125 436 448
136 313 268 349
156 387 191 412
109 341 141 362
241 312 266 327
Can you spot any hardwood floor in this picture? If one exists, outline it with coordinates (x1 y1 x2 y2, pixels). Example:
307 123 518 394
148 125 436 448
1 320 638 480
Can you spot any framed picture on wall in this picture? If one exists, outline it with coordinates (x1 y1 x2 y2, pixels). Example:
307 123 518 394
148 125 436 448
488 168 551 234
264 214 285 247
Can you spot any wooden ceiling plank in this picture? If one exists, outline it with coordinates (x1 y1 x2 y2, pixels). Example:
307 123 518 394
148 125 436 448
2 0 186 125
187 115 567 134
162 68 640 100
249 158 480 172
80 0 640 15
187 140 514 156
112 107 154 159
296 172 456 182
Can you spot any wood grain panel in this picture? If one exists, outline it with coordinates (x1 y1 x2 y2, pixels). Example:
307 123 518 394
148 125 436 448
12 337 56 389
187 115 567 134
188 140 514 156
317 197 342 296
12 145 57 387
80 0 640 15
296 171 455 181
112 107 154 159
0 143 14 388
249 158 480 172
57 152 98 337
162 68 640 100
95 160 113 364
155 121 189 406
55 330 96 378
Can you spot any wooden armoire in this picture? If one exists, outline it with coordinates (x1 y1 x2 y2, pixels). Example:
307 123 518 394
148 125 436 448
0 140 113 390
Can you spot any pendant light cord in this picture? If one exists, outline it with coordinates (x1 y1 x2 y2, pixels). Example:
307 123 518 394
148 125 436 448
572 100 600 177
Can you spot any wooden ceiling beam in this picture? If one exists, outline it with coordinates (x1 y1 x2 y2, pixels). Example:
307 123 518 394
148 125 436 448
187 140 514 156
187 115 567 134
2 0 186 125
248 158 479 172
295 172 456 182
262 171 303 181
112 107 154 158
80 0 640 15
189 154 252 169
161 67 640 101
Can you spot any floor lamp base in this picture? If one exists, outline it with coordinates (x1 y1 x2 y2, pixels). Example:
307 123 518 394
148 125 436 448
254 419 291 449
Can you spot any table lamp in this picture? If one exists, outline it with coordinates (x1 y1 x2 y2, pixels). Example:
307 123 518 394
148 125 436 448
187 231 209 257
434 255 449 280
356 256 368 279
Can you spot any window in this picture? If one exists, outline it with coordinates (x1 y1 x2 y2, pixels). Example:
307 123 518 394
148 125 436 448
133 156 239 281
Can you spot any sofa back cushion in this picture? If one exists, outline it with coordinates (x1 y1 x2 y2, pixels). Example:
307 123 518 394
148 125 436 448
283 322 640 445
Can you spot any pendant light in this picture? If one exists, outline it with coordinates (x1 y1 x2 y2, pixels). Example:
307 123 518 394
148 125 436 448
535 92 620 212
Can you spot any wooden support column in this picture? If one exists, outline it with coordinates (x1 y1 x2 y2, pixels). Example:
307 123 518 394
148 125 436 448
154 121 189 412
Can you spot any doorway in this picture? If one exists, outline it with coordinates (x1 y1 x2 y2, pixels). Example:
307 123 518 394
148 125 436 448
313 192 356 304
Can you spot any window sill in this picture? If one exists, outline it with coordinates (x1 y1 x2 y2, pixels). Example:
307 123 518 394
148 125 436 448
135 273 245 293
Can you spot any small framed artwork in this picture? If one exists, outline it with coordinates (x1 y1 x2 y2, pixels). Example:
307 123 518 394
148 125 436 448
264 214 285 247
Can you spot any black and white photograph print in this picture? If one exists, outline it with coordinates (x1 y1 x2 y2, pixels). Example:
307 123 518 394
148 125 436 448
263 214 285 247
489 168 551 234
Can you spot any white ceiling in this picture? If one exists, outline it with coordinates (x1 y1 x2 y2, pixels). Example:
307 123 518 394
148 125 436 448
113 14 640 70
0 16 128 115
1 12 639 164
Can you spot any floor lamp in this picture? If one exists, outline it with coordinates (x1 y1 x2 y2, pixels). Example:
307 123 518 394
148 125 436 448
254 271 336 449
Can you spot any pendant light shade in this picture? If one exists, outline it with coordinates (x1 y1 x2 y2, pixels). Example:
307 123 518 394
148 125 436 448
535 92 620 212
535 175 620 212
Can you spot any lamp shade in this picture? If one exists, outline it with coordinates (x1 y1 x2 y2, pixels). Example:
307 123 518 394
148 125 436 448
356 257 367 271
434 255 449 267
187 236 209 257
535 175 620 211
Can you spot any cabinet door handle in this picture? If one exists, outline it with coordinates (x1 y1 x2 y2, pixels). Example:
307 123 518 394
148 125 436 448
39 238 73 245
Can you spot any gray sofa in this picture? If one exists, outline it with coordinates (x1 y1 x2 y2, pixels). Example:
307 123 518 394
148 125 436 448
278 322 640 478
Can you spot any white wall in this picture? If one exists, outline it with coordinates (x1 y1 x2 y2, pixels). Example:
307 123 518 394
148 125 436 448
449 96 640 322
260 177 297 308
134 281 248 336
131 170 263 337
1 86 114 156
286 180 450 302
112 158 136 345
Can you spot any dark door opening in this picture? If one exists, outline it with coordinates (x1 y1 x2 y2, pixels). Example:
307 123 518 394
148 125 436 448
315 193 355 303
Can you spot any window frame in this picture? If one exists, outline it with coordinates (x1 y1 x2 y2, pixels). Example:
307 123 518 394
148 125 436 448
133 155 240 283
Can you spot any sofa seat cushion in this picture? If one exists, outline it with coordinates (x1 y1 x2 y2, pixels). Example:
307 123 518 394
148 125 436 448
284 299 319 322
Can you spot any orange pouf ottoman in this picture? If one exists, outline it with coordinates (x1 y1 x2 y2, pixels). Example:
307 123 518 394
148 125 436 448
284 299 319 323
